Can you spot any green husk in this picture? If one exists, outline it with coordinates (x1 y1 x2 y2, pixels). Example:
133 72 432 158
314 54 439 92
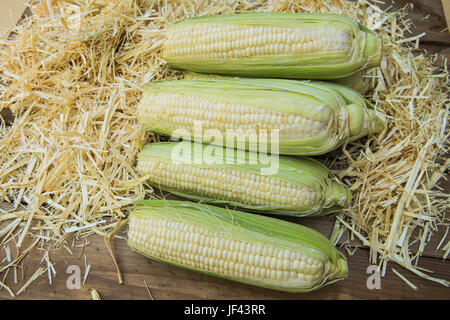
128 200 348 293
137 77 386 155
184 71 370 93
162 12 382 80
137 141 351 216
332 71 370 94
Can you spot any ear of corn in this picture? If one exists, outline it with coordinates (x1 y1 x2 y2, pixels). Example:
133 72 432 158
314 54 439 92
128 200 348 293
137 78 386 155
136 141 351 216
162 13 382 80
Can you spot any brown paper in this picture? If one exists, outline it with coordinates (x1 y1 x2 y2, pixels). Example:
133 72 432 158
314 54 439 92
443 0 450 33
0 0 28 37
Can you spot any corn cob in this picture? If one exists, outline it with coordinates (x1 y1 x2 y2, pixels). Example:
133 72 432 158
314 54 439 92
162 13 382 79
136 141 351 216
137 78 386 155
128 200 348 292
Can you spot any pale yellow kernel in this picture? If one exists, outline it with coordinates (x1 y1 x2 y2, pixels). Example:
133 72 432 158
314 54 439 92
274 44 279 54
229 240 235 251
300 261 307 271
234 263 240 274
270 270 277 279
277 270 283 280
276 259 283 270
293 259 300 270
232 251 239 262
270 257 277 269
262 256 269 269
260 268 266 279
255 267 261 278
275 247 283 260
254 255 261 267
258 246 269 256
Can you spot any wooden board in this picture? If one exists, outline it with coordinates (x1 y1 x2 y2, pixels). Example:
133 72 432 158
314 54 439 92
0 0 449 300
0 207 448 300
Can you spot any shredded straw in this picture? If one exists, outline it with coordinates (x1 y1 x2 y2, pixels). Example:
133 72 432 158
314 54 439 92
0 0 448 295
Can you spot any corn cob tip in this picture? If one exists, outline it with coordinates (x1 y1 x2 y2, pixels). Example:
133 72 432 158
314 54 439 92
332 253 348 281
364 30 383 69
327 180 352 210
347 103 386 141
370 110 387 134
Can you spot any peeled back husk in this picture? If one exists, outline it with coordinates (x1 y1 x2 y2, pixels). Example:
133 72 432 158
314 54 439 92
128 200 348 293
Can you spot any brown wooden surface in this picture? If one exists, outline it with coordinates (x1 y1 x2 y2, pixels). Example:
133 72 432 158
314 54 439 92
0 203 448 300
0 0 449 300
381 0 450 46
